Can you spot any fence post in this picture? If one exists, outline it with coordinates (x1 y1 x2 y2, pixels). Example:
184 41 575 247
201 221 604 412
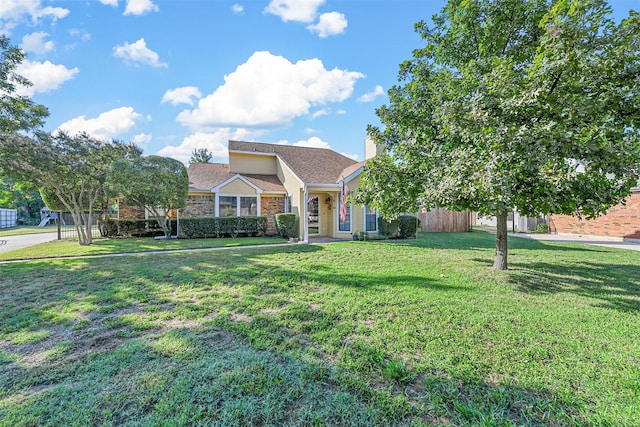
57 211 62 240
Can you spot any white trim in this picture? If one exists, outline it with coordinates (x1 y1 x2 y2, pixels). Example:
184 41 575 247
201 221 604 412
342 166 364 185
216 194 260 217
364 205 378 232
303 185 308 242
211 174 263 194
228 149 277 157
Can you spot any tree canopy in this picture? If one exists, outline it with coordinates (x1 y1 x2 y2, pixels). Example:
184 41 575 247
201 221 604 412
0 132 140 244
356 0 640 270
189 148 214 164
108 155 188 238
0 35 48 134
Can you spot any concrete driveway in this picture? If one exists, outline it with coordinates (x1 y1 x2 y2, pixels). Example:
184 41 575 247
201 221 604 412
0 232 58 255
510 232 640 251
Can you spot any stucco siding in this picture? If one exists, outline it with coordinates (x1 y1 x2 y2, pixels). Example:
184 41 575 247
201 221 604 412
218 178 257 195
229 153 277 175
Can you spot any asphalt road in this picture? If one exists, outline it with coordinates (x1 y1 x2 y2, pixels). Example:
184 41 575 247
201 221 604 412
0 232 58 255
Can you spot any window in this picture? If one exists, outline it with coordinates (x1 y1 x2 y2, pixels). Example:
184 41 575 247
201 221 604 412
218 195 258 217
338 197 351 232
219 196 237 216
365 206 377 232
240 197 257 216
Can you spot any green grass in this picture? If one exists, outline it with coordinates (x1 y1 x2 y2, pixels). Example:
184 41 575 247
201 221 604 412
1 232 639 425
0 226 59 237
0 236 288 261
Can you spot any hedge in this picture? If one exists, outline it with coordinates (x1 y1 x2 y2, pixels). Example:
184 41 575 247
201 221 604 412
104 219 177 238
378 217 400 238
275 213 297 239
398 215 419 239
179 216 267 238
378 215 418 239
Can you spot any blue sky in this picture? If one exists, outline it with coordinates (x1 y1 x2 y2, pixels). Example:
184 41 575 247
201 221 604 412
2 0 637 164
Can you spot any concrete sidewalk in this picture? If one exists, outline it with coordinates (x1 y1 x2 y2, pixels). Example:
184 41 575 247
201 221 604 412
509 232 640 251
0 232 58 255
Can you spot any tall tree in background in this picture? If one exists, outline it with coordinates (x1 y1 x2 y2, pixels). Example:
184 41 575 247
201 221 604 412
357 0 640 270
0 132 140 245
108 155 188 238
189 148 214 164
0 35 49 133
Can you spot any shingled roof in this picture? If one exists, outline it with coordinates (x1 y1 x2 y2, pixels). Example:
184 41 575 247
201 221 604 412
228 140 359 184
187 162 286 193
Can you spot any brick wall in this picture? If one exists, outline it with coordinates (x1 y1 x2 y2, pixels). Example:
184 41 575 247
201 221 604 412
261 196 285 236
548 192 640 239
182 194 215 218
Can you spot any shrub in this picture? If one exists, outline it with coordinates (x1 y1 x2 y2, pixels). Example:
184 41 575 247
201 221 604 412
275 213 297 239
179 217 267 238
378 217 400 238
535 223 549 234
104 219 176 237
398 215 419 239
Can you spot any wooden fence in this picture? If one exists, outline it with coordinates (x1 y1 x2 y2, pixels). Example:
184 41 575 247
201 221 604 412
418 208 471 232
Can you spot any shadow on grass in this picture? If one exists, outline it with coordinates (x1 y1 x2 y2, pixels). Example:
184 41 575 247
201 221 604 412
0 238 631 425
508 260 640 312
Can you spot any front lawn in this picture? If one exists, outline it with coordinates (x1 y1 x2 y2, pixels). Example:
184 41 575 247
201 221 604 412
1 232 639 425
0 226 59 237
0 236 288 261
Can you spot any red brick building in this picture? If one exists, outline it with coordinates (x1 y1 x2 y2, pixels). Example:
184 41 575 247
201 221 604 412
548 191 640 240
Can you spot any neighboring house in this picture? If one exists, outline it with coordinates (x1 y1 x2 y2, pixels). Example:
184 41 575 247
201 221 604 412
548 189 640 240
171 139 382 241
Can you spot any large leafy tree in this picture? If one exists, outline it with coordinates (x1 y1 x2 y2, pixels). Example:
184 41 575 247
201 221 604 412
357 0 640 270
0 132 140 245
0 35 48 133
108 155 188 238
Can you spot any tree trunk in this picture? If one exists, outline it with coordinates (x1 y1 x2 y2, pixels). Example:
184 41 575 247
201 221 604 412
493 208 508 270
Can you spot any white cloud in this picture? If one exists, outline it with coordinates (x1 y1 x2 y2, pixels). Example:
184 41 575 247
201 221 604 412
20 31 54 55
336 109 346 115
161 86 202 106
304 127 316 134
124 0 158 16
132 133 152 144
177 51 364 129
156 129 255 165
232 4 244 14
306 11 347 38
57 107 142 141
68 29 91 42
0 0 69 33
358 85 385 103
264 0 324 23
15 59 78 96
293 136 330 149
98 0 118 6
113 38 167 68
311 108 329 119
341 152 359 161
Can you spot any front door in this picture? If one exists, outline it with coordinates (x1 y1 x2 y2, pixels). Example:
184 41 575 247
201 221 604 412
307 194 320 236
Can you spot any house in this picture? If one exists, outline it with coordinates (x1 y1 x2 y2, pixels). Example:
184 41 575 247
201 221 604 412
548 189 640 240
179 139 382 241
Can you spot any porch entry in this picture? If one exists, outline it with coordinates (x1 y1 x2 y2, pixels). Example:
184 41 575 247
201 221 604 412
307 194 320 236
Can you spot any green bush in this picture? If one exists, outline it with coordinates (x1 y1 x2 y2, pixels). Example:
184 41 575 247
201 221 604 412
535 223 549 234
179 216 267 238
378 217 400 238
398 215 419 239
105 219 176 237
275 213 297 239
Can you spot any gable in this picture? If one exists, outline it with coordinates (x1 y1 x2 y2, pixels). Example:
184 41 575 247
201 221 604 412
218 177 257 195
